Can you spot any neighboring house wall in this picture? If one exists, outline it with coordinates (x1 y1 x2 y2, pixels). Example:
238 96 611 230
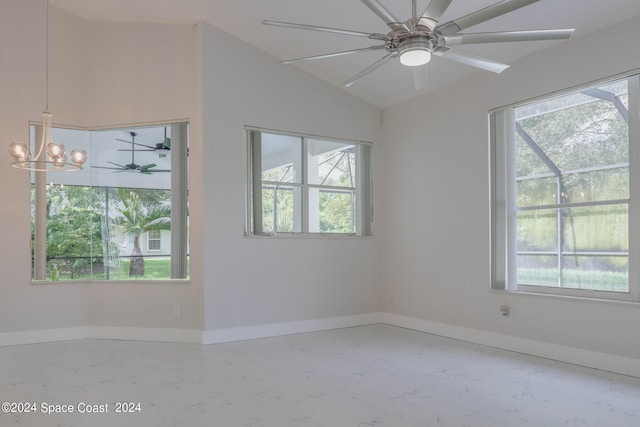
119 229 172 257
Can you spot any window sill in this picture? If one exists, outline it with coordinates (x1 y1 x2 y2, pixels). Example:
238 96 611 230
32 279 191 285
489 288 640 306
244 233 373 240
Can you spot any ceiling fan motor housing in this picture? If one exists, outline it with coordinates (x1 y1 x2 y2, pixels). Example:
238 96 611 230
386 25 435 66
385 22 437 51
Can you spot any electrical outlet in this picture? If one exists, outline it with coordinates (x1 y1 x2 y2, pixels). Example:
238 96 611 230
172 305 181 318
499 305 511 321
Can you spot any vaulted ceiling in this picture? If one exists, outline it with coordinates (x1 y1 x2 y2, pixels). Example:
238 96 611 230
52 0 640 107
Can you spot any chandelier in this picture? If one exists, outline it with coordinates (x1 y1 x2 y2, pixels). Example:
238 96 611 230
8 0 86 172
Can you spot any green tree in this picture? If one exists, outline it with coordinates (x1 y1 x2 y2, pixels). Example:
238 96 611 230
318 149 355 233
116 188 171 276
514 82 630 283
39 185 104 278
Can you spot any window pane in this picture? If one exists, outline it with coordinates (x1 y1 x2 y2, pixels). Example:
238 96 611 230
517 210 557 252
261 185 301 233
517 255 558 286
261 133 302 184
309 189 355 234
516 80 628 175
562 205 628 252
510 76 630 295
307 139 356 187
517 176 557 207
37 185 104 281
248 129 371 237
31 124 189 281
562 256 628 292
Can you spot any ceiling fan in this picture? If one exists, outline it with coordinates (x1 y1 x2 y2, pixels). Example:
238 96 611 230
263 0 574 87
117 127 171 157
93 132 170 174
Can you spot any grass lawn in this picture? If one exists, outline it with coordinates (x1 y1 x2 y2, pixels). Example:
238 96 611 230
48 257 189 281
518 268 628 292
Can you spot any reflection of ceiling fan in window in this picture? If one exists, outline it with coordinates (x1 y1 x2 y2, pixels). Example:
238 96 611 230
117 127 171 158
93 132 170 174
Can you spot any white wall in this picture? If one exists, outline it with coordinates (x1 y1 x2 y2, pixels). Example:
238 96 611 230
0 0 89 334
0 0 202 333
83 18 202 331
7 0 637 368
200 23 383 331
380 16 640 361
0 2 382 338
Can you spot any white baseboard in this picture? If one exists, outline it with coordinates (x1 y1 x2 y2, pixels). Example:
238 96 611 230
2 314 638 378
0 326 201 346
0 327 89 347
202 313 382 345
380 313 640 378
89 327 202 344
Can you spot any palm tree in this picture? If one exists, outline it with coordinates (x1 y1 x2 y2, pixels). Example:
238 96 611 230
117 188 171 276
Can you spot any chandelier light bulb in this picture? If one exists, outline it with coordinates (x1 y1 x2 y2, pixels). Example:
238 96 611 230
47 142 65 160
51 153 67 170
9 142 30 162
70 149 87 165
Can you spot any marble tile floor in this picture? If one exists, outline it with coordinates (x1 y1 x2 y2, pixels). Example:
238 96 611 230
1 324 639 427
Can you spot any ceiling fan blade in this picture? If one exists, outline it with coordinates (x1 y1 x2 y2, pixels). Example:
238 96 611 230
107 161 127 168
282 45 386 64
437 0 540 36
360 0 407 31
91 166 124 171
412 65 428 90
116 138 156 150
445 29 574 45
343 53 396 87
262 20 387 40
435 48 509 73
420 0 453 29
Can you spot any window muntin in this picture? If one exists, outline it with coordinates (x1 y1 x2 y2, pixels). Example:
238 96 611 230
147 230 162 251
247 129 371 236
31 123 189 281
491 75 639 301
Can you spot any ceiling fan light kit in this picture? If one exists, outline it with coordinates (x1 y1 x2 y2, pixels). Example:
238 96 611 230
263 0 574 88
398 39 433 66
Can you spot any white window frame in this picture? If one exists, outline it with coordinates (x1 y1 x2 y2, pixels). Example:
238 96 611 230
245 127 372 237
490 73 640 302
147 230 162 252
31 121 189 281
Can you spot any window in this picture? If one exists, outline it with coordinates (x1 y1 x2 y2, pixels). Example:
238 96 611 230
31 123 189 281
491 74 640 301
147 230 162 251
246 129 372 236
